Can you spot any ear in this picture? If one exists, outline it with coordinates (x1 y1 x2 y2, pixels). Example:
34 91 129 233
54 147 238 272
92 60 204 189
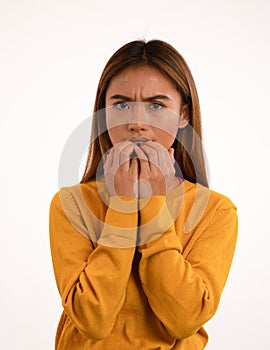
178 104 190 129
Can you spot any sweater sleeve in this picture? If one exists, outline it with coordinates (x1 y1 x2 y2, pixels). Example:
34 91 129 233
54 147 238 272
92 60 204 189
49 188 138 340
138 196 238 339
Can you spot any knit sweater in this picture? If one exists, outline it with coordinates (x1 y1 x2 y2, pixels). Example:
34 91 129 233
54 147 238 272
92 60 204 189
49 178 238 349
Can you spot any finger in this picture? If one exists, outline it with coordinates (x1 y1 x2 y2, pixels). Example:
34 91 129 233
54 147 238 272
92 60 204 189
168 148 176 164
139 158 151 176
118 145 134 174
133 145 148 161
142 142 174 177
116 141 136 164
130 158 139 197
129 158 138 176
139 143 159 169
104 148 114 169
109 141 135 170
159 146 175 176
144 141 173 167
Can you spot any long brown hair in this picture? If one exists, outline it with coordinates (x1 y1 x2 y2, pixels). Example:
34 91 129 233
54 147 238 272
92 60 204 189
81 39 208 187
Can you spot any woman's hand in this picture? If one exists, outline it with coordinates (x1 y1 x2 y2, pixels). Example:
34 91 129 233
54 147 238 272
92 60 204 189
135 141 179 197
104 141 144 198
104 141 178 198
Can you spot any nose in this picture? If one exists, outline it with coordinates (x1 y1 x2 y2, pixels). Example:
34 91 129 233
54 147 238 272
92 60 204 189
128 121 147 131
127 103 148 131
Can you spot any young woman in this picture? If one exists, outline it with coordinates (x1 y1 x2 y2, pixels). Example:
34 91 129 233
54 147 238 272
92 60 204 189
49 39 238 349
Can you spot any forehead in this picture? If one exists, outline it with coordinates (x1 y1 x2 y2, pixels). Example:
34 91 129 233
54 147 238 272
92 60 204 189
106 65 177 95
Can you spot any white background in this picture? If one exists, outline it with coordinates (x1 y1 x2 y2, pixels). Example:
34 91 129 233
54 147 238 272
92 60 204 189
1 0 269 349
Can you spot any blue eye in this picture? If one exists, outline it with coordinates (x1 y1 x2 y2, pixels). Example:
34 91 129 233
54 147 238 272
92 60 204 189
115 102 130 110
149 103 163 111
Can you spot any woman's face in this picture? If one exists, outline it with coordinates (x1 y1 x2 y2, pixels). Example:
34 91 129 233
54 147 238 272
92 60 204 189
105 65 189 149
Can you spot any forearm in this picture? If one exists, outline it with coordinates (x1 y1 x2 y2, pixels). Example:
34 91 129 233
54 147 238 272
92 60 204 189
50 191 138 340
138 197 238 339
62 244 136 340
139 232 214 338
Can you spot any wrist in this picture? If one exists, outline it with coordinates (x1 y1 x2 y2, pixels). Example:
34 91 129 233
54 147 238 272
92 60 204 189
138 196 174 246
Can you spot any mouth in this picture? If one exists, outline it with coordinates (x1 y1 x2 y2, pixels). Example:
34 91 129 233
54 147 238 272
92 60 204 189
129 138 149 146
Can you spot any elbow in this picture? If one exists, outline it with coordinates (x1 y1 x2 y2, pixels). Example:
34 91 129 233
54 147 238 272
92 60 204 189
64 305 115 340
62 283 124 340
168 325 201 340
62 298 117 340
164 307 215 339
79 321 114 340
166 322 198 340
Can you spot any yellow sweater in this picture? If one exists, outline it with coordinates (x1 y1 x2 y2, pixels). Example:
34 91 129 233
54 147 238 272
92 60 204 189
49 179 238 349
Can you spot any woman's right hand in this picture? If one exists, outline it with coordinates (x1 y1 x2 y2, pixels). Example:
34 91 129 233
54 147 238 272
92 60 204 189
104 141 143 198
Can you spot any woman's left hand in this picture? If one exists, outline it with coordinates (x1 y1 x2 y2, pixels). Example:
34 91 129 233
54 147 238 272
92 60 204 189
135 141 179 197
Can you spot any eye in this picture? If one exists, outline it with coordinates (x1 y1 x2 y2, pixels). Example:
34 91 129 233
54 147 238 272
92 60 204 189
149 102 164 111
114 102 130 110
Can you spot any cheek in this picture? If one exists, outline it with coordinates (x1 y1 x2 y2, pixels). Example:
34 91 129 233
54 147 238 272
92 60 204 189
107 125 125 145
153 127 178 149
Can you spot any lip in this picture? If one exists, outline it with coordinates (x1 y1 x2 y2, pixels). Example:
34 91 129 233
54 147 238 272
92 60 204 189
129 138 149 146
129 138 149 143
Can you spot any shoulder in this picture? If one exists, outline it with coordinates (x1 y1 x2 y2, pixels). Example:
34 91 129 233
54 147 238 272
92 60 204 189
208 187 237 211
183 179 236 210
49 179 109 225
49 184 79 210
181 180 237 233
50 180 98 201
49 180 99 214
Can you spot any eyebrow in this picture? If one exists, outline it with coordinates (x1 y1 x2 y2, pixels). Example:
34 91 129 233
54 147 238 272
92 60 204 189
109 94 171 102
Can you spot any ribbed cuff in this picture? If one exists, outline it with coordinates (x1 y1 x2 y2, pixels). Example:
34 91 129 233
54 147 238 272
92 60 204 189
138 233 182 257
109 196 138 214
138 196 174 246
98 196 138 248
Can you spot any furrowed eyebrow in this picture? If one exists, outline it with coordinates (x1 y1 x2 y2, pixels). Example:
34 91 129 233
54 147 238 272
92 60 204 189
144 95 171 102
110 94 171 101
110 94 132 101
